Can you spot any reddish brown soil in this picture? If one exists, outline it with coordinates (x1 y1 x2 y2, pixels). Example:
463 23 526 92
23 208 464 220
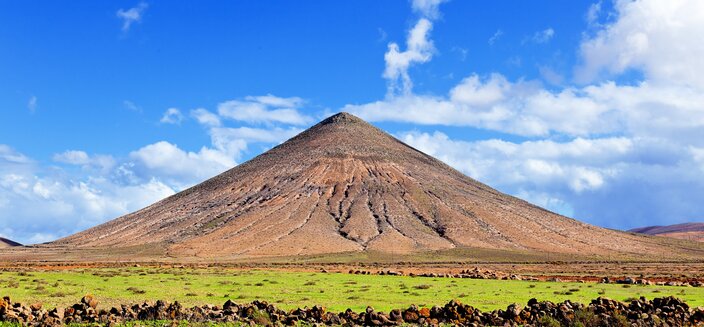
32 113 704 260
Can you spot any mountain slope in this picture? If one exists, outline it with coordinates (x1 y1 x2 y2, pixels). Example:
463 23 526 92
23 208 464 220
0 237 22 248
630 223 704 242
53 113 704 259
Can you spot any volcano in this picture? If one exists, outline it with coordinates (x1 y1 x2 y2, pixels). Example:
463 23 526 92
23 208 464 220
54 113 704 259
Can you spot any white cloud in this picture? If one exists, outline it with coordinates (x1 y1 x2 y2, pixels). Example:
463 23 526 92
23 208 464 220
0 145 175 244
129 141 235 189
0 145 32 165
53 150 90 165
346 73 704 140
210 126 302 145
586 1 603 25
53 150 116 172
488 29 503 45
576 0 704 87
3 90 311 243
538 66 564 85
411 0 447 19
399 131 631 189
117 2 148 32
27 96 37 113
383 0 446 96
384 19 435 96
191 108 221 127
449 74 511 106
343 0 704 229
160 108 184 124
398 130 704 227
217 95 312 125
531 28 555 44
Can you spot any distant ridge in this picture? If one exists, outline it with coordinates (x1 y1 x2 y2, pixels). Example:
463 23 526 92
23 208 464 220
630 222 704 242
0 237 22 248
52 112 704 259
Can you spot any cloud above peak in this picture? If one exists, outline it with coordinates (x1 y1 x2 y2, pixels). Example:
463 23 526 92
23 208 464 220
217 94 312 126
411 0 448 19
383 0 448 97
384 19 435 96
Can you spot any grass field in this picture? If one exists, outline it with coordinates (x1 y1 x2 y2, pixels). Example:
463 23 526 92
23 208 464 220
1 267 703 312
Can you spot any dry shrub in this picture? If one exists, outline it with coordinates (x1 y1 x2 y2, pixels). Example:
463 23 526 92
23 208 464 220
126 287 146 294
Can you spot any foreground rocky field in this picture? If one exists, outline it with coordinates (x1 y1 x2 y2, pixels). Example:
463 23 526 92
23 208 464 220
2 267 704 313
1 294 703 326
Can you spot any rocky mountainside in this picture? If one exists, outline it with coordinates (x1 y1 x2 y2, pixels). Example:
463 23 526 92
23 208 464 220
0 238 22 248
630 223 704 242
52 113 704 259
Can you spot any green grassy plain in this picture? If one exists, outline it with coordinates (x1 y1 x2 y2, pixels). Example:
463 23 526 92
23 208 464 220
1 268 703 312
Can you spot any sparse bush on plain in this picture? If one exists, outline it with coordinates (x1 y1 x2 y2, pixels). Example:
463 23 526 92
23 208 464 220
126 287 146 294
571 308 600 327
538 315 562 327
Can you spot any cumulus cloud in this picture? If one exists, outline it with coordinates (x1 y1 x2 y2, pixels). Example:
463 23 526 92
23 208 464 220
0 145 32 165
210 126 302 145
129 141 235 188
345 0 704 229
117 2 148 32
411 0 447 19
190 108 221 127
160 108 184 124
53 150 117 173
398 131 704 228
586 1 603 25
576 0 704 87
384 19 435 96
347 72 704 140
346 74 611 137
217 95 312 125
383 0 446 96
53 150 90 165
0 90 314 243
0 145 175 244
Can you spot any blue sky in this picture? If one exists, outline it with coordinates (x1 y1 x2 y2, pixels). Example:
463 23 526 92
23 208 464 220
2 0 704 244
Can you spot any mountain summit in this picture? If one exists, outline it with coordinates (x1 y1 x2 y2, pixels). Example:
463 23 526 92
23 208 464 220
55 112 704 258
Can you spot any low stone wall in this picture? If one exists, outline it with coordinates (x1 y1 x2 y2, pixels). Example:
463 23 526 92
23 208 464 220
1 294 703 326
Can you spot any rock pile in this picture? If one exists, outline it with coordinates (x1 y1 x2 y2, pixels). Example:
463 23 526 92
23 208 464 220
1 295 703 326
352 268 703 287
602 276 703 287
349 267 537 281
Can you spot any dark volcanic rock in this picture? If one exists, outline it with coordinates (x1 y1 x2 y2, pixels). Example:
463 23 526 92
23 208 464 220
1 294 703 326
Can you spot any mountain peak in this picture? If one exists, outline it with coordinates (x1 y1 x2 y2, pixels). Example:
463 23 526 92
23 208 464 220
54 113 704 259
318 112 365 126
